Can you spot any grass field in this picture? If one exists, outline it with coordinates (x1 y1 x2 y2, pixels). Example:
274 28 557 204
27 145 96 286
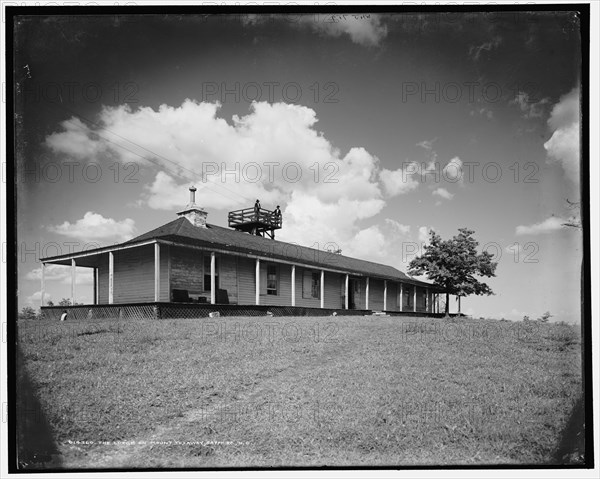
16 315 583 468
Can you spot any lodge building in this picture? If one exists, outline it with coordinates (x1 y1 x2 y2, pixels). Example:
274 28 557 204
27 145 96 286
40 187 444 319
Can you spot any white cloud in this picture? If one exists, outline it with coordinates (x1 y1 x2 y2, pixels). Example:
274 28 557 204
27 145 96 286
384 218 411 235
379 165 420 197
442 157 463 183
515 216 565 235
26 264 93 285
432 187 454 200
48 212 136 243
416 138 436 151
468 36 502 61
418 226 431 244
243 13 388 47
311 14 388 47
25 290 50 306
45 117 109 160
544 87 580 184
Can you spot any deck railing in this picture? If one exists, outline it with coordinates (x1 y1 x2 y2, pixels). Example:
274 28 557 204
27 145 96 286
228 207 282 228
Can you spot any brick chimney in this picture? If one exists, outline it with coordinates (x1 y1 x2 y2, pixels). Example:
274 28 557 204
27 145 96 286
177 186 207 227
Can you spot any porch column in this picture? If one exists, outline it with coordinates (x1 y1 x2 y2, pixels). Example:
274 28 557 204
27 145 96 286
255 258 260 305
413 285 417 313
320 270 325 309
154 243 161 302
291 265 296 306
399 282 403 312
40 262 45 307
93 267 98 305
365 277 370 310
71 259 76 305
210 252 216 305
108 252 114 304
344 274 349 309
425 287 429 312
383 280 388 311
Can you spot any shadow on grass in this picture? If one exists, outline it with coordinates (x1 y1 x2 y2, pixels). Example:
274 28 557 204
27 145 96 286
16 346 62 470
552 394 585 464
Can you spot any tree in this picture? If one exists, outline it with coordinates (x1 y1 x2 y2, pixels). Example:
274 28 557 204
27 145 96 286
58 298 72 306
19 306 38 320
538 311 552 323
408 228 498 317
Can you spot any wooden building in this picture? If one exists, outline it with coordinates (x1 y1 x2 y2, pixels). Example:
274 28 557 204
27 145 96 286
39 188 444 318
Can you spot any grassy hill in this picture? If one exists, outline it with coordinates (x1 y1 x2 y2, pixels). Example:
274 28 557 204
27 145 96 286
15 315 583 468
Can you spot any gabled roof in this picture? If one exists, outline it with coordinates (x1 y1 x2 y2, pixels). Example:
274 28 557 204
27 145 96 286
124 217 438 288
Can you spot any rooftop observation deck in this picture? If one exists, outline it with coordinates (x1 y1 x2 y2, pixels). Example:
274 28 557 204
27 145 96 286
228 206 282 239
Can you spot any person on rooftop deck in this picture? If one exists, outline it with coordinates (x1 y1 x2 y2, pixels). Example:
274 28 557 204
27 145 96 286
273 205 282 224
254 199 261 221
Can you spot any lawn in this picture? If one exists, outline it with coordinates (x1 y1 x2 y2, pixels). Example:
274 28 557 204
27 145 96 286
15 315 583 468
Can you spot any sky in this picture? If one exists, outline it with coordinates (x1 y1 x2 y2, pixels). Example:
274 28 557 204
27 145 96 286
13 10 584 322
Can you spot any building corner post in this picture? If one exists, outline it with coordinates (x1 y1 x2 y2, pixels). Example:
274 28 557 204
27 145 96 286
210 252 216 305
154 243 161 302
255 258 260 305
40 262 45 308
344 274 349 309
71 258 76 305
320 270 325 309
291 265 296 307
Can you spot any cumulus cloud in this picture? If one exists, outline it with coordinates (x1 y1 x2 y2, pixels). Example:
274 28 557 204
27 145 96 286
384 218 411 235
48 212 136 243
25 290 49 306
515 216 565 235
544 87 580 184
45 101 399 258
418 226 432 244
432 187 454 201
442 157 464 184
379 165 420 197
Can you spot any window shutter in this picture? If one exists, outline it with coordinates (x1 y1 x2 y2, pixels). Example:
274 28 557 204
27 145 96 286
302 270 312 299
260 263 268 295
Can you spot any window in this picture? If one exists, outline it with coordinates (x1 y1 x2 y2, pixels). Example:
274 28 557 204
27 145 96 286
267 265 278 295
302 270 320 299
311 272 320 299
203 255 219 291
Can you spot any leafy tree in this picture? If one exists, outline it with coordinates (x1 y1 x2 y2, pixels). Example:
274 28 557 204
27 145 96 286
523 315 530 322
46 300 54 307
538 311 552 323
408 228 498 317
19 306 38 320
58 298 72 306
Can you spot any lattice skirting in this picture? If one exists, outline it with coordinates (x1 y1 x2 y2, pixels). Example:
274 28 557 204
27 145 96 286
40 303 373 320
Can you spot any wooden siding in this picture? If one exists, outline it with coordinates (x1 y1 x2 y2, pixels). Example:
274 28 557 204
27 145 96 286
237 257 256 305
219 255 238 304
386 282 399 311
92 244 434 310
368 278 385 311
96 245 170 304
324 272 343 309
294 267 321 308
170 246 204 300
260 263 292 307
